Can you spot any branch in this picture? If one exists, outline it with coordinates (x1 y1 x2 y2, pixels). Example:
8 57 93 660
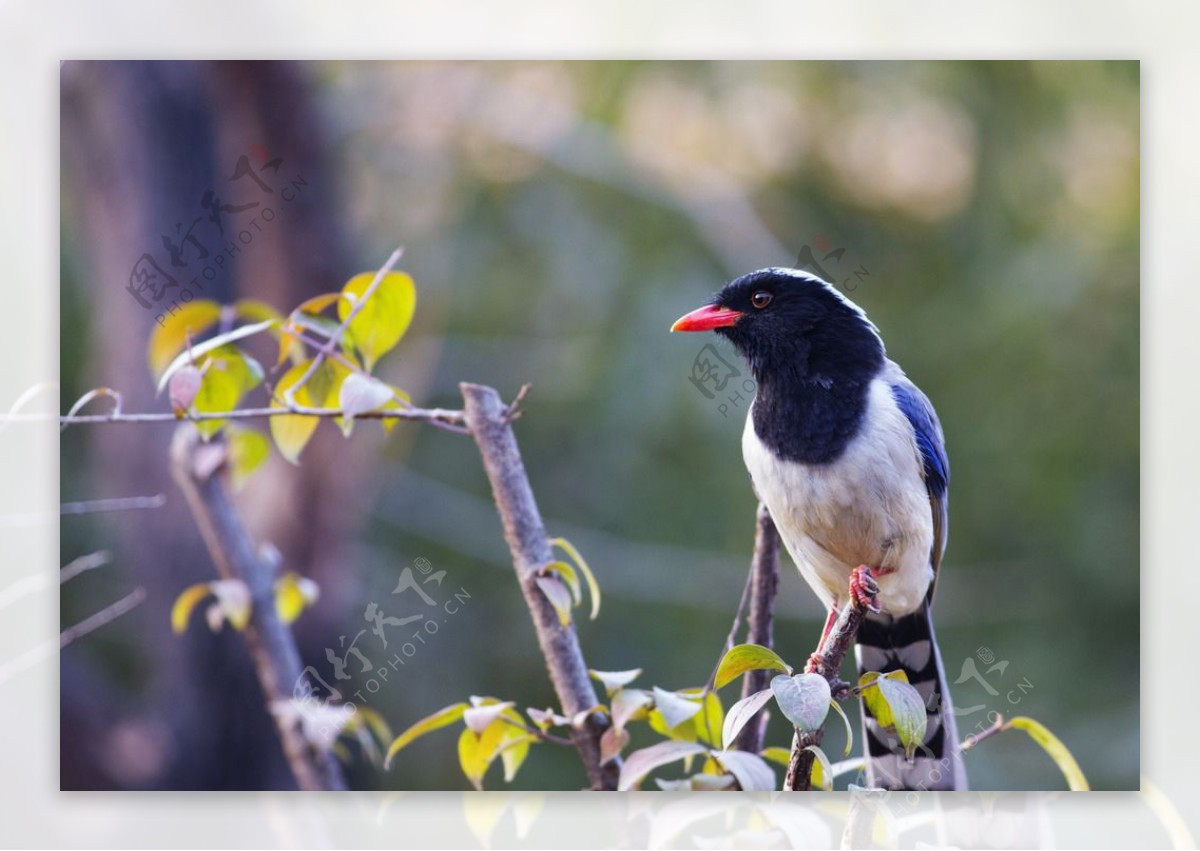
46 403 468 429
783 571 877 791
169 425 346 792
733 502 781 754
59 587 146 648
460 382 619 791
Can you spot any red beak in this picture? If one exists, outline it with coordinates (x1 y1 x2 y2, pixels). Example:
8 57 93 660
670 304 743 333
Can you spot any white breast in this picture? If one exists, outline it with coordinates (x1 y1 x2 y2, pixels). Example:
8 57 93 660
742 377 934 616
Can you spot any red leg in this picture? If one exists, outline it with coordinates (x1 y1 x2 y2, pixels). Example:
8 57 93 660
804 607 840 674
849 565 882 613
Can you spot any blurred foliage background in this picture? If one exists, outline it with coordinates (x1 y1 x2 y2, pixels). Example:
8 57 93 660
58 61 1138 791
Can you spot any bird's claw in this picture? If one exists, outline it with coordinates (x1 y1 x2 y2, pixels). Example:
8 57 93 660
803 653 827 677
849 565 881 613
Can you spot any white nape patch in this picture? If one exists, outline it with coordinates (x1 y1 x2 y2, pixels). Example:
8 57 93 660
760 266 885 348
742 369 934 616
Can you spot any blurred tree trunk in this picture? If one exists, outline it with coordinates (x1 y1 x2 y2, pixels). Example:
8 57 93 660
60 61 368 789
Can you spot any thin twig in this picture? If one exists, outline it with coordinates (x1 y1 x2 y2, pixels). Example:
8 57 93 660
704 565 754 695
460 382 619 791
59 587 146 648
60 495 166 516
784 573 876 791
60 550 114 583
733 503 781 754
499 716 575 747
169 425 346 791
33 404 469 431
960 713 1007 752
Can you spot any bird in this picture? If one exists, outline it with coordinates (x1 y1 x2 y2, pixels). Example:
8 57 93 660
671 267 967 791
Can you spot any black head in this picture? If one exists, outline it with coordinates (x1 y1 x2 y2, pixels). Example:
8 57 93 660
672 268 885 388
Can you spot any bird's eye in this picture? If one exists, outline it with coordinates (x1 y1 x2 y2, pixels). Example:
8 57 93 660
751 291 773 309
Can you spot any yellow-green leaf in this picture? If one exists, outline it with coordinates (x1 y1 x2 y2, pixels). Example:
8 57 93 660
542 561 582 606
209 578 252 630
385 702 469 769
338 271 417 371
338 372 394 436
806 745 834 791
610 688 653 731
156 319 275 394
227 427 270 490
760 746 791 767
233 298 284 326
535 576 573 626
771 673 831 733
171 582 213 633
680 687 724 748
274 572 319 624
829 697 854 758
589 668 642 695
269 360 321 464
1008 716 1090 791
457 719 508 791
714 643 792 690
189 346 263 439
148 300 222 377
379 386 413 435
550 537 601 620
858 671 927 759
652 687 704 730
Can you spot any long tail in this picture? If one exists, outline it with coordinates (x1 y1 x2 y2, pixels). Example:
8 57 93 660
855 602 968 790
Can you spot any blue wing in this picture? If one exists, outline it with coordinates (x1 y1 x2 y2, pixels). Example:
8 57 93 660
890 378 950 583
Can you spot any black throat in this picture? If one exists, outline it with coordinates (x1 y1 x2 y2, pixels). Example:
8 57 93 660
751 370 875 464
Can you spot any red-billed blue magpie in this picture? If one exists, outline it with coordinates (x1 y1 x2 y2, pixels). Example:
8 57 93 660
672 267 967 791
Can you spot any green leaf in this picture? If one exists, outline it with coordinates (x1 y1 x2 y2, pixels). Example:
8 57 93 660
771 673 832 732
806 745 834 791
712 749 776 791
1007 716 1090 791
338 270 417 371
721 688 775 748
589 668 642 695
829 697 854 758
714 644 792 690
384 702 469 769
535 576 573 626
227 427 270 490
858 671 927 759
457 719 507 790
652 687 703 730
550 537 601 620
617 740 708 791
148 300 222 377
